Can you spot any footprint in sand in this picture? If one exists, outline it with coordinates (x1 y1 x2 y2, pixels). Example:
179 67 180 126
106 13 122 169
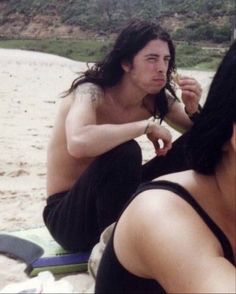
31 145 43 150
19 161 27 167
8 169 30 177
37 173 46 176
44 100 56 104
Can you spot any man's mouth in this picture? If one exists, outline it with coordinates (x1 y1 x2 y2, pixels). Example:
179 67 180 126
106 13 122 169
153 78 166 83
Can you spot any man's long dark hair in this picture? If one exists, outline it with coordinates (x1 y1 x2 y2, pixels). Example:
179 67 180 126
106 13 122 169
65 19 177 121
187 40 236 174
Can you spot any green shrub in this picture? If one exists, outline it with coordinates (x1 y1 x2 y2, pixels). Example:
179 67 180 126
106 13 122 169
213 25 231 43
173 22 231 43
175 44 223 69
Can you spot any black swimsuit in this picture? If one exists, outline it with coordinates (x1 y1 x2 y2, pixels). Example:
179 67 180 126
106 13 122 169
95 180 234 294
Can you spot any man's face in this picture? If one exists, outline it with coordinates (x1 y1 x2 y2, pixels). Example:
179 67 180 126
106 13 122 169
122 39 171 95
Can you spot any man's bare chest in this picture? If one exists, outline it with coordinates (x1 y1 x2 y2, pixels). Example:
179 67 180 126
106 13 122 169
96 103 151 125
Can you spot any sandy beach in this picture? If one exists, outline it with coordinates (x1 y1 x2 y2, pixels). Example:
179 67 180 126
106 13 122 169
0 48 214 292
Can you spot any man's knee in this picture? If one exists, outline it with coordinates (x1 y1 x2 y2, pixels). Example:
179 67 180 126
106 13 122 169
103 140 142 163
84 140 142 182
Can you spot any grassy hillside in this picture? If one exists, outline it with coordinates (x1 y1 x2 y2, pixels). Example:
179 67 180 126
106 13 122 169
0 0 234 43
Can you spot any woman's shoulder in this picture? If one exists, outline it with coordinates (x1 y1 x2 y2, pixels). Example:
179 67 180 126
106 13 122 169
114 172 224 287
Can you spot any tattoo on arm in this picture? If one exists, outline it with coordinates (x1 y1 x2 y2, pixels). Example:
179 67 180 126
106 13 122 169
75 83 102 105
89 86 99 103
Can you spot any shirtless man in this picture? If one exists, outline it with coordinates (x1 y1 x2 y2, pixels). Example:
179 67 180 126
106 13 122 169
43 20 202 251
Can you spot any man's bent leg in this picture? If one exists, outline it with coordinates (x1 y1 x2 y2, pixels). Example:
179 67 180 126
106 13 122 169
43 140 142 251
95 140 142 233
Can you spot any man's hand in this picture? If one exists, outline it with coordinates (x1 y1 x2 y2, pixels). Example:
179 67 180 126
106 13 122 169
146 122 172 156
178 76 202 114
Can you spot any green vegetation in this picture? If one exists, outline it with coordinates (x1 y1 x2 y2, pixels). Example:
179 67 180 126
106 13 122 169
0 38 224 70
173 22 231 43
1 0 234 43
175 44 224 70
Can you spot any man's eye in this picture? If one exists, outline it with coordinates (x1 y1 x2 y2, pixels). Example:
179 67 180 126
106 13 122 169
148 58 156 62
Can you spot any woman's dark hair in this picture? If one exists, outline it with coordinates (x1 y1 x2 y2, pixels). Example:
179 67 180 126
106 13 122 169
65 19 177 121
187 40 236 175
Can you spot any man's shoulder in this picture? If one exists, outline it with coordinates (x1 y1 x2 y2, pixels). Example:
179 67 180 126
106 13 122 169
74 82 104 105
75 82 103 96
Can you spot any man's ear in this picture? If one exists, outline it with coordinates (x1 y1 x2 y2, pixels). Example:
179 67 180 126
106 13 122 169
121 60 131 72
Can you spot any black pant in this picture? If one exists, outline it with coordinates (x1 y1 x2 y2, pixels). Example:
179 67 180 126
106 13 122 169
43 134 190 251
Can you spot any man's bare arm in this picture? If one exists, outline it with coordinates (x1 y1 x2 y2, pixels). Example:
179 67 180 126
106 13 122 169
65 83 172 158
164 100 193 133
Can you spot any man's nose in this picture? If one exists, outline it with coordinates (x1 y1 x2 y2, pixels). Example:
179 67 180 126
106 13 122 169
157 59 167 73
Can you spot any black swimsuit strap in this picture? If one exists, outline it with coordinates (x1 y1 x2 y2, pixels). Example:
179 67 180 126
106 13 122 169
134 180 234 264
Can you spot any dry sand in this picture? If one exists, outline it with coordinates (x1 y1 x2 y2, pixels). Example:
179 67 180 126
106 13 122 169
0 48 214 292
